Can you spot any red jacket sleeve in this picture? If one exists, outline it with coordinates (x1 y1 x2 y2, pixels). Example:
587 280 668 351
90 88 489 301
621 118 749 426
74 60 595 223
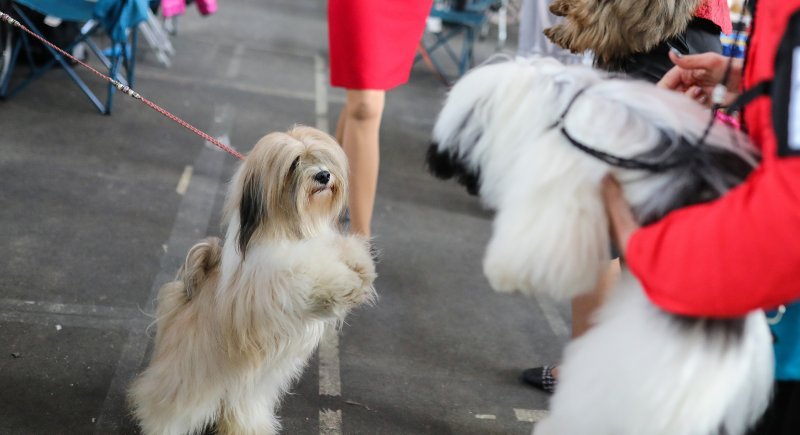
626 0 800 318
627 157 800 317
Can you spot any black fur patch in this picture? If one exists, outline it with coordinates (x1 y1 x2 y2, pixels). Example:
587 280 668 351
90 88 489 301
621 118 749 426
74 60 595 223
633 135 758 225
238 172 265 256
426 143 481 196
671 314 747 344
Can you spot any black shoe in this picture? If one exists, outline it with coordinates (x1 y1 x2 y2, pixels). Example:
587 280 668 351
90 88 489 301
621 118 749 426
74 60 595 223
521 365 557 394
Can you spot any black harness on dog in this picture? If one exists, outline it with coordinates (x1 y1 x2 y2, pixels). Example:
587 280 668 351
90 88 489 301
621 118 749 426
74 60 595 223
553 87 700 173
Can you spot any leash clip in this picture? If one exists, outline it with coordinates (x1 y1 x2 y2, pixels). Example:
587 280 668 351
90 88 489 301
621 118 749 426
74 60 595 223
110 79 142 100
0 11 21 27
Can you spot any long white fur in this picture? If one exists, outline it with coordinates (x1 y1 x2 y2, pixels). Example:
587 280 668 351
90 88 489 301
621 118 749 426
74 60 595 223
433 58 754 298
431 59 773 435
534 271 774 435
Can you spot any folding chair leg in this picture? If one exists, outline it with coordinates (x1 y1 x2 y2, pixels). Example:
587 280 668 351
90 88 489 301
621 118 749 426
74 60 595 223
104 43 126 114
10 6 106 113
459 27 476 77
496 0 508 49
127 26 138 87
416 43 450 85
0 35 22 97
148 11 174 56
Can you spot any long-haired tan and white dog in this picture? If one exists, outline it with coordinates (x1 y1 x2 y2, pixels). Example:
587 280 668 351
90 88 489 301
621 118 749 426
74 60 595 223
427 59 773 435
129 126 377 435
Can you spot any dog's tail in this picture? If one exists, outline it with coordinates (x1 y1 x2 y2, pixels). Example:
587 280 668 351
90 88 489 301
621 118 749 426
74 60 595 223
150 237 222 336
177 237 223 301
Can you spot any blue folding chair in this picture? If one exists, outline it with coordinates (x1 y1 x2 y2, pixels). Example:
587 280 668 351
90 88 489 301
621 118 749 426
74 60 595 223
416 0 497 84
0 0 148 114
0 2 12 87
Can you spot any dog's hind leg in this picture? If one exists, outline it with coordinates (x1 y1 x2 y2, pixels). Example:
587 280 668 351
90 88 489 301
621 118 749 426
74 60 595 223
218 383 282 435
130 380 223 435
130 345 226 435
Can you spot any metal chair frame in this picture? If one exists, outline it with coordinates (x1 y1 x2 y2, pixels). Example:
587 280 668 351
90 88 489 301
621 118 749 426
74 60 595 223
0 1 138 114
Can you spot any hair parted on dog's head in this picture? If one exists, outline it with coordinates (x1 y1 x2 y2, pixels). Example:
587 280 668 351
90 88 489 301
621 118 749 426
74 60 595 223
224 125 347 255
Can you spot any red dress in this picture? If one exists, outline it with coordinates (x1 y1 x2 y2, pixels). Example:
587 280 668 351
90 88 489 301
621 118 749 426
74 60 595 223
328 0 433 90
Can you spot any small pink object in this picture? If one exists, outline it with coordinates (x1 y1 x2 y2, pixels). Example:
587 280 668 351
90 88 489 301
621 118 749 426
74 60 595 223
716 111 741 130
196 0 218 16
161 0 187 18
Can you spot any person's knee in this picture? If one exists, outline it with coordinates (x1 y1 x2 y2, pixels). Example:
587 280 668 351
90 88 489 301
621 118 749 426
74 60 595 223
345 92 385 121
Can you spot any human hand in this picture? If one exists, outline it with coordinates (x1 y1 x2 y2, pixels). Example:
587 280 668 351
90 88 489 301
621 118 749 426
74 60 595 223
658 50 742 107
601 175 640 257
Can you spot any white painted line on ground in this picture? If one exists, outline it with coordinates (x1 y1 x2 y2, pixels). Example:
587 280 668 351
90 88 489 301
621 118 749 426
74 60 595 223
0 298 144 319
184 34 321 60
225 43 246 79
314 52 342 434
0 298 148 330
319 409 342 435
475 414 497 420
206 134 233 153
136 69 346 104
313 54 329 133
533 295 570 338
202 42 221 67
175 165 193 195
318 326 341 396
514 408 550 423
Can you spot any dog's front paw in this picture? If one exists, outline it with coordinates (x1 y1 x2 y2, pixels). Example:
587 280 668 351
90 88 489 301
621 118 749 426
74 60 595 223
308 282 374 319
337 236 377 291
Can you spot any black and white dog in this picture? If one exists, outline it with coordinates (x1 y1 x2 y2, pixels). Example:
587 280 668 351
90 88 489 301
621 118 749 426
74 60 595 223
427 58 773 435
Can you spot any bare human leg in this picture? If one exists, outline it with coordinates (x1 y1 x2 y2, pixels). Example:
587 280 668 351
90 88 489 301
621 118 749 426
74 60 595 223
338 89 385 237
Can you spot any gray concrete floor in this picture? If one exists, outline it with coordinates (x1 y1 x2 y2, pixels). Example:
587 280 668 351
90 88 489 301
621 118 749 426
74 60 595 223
0 1 569 433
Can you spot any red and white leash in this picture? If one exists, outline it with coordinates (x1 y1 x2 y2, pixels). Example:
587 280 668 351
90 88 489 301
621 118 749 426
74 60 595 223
0 10 245 161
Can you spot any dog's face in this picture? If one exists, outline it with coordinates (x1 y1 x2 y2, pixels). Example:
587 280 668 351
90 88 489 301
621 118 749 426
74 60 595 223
226 126 347 253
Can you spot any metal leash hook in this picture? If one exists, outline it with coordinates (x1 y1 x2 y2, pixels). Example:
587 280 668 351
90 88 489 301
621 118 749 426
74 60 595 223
0 9 245 161
0 11 20 27
109 78 142 100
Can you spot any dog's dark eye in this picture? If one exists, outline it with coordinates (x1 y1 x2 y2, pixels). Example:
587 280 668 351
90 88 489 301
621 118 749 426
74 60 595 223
289 156 300 172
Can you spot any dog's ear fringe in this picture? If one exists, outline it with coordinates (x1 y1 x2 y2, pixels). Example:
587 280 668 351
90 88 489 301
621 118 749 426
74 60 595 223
238 171 265 257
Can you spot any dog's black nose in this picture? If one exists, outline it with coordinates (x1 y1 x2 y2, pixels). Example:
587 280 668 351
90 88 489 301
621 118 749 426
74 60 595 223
314 170 331 185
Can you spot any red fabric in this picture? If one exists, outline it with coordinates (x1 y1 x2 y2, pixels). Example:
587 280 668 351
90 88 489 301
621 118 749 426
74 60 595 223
626 0 800 317
695 0 733 34
328 0 433 90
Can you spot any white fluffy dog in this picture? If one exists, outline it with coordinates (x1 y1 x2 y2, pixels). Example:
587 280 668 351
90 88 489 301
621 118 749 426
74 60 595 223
427 58 774 435
130 126 377 435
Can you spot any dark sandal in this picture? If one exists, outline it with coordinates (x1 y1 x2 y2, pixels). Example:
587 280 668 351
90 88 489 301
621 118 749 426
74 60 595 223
521 365 557 394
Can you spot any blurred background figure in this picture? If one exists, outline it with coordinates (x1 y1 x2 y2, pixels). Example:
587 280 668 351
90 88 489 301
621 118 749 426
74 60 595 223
516 0 584 63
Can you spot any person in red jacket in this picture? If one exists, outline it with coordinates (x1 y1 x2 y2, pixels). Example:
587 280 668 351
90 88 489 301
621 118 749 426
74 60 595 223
603 1 800 433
